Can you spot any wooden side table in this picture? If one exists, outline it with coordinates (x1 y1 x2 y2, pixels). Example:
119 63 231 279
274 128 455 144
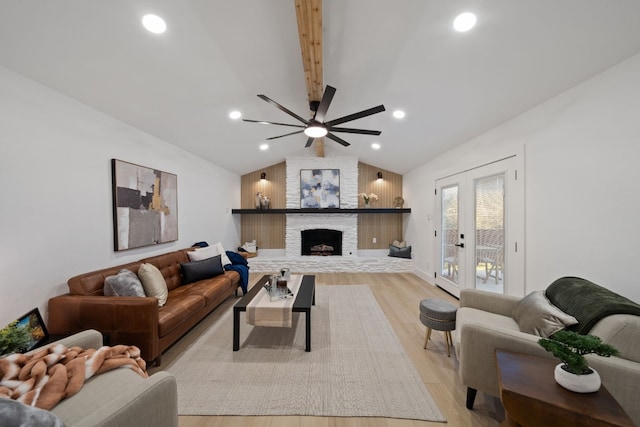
495 350 634 427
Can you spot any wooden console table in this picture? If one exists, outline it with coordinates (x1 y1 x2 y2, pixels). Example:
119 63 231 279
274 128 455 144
495 350 634 427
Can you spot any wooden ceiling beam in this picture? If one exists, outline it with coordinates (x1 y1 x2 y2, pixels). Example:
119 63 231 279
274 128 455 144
294 0 324 157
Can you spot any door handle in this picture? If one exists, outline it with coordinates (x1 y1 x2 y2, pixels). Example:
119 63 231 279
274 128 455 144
454 243 465 248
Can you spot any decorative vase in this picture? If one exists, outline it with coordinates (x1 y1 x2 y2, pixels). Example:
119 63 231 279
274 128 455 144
364 201 370 209
260 196 270 209
554 364 601 393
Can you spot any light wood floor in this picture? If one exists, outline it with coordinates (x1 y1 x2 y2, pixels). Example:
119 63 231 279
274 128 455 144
150 273 502 427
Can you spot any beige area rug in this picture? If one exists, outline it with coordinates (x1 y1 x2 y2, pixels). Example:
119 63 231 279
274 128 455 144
166 285 446 422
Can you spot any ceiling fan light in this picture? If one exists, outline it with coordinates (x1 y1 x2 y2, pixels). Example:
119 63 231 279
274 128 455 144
304 125 328 138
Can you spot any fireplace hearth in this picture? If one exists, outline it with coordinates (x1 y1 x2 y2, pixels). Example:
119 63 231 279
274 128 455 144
301 229 342 256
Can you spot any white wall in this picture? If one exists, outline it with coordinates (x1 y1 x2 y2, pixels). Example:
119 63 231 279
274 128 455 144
0 67 240 326
405 53 640 302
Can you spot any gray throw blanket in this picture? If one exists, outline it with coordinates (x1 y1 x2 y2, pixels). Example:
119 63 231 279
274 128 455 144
545 276 640 334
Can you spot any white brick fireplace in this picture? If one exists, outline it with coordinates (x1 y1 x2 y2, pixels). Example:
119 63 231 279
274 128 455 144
285 214 357 257
247 154 412 273
285 155 358 258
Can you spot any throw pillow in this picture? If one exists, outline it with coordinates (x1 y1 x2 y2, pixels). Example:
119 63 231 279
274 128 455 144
0 399 65 427
181 255 224 285
104 269 146 297
388 244 412 259
214 242 232 266
187 245 219 262
392 240 407 248
512 291 578 337
137 263 168 306
241 239 257 253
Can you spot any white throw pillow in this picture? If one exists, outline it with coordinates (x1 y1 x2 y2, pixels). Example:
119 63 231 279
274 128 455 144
137 263 168 306
392 240 407 248
241 240 257 253
187 245 219 261
214 242 232 266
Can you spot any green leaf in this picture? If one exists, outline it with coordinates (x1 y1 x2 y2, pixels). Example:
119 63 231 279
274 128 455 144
538 331 619 375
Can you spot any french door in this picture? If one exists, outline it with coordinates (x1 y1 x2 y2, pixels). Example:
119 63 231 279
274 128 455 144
435 157 524 297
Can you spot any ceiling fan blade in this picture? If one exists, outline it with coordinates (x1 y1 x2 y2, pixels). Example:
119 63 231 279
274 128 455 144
243 119 305 128
325 105 386 127
326 132 351 147
314 85 336 122
305 137 315 148
328 126 381 135
257 95 309 124
266 130 305 140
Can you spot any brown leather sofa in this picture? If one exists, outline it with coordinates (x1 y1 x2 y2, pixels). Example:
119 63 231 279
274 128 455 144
48 248 240 365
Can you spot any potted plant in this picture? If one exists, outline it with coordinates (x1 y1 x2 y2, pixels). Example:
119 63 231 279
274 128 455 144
0 320 32 357
538 330 619 393
359 192 378 208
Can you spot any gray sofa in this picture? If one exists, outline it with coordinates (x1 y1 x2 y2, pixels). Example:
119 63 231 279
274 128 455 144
37 330 177 427
454 277 640 425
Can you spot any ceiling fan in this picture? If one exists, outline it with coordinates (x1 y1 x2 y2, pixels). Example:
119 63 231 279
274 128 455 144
243 85 385 147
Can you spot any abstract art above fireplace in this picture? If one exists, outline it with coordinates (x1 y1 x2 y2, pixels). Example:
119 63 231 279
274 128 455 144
300 169 340 208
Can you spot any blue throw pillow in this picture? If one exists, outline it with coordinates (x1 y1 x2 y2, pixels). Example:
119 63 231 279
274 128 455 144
181 255 224 285
388 244 412 259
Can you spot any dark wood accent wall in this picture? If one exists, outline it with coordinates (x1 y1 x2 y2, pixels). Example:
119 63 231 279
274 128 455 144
239 161 406 250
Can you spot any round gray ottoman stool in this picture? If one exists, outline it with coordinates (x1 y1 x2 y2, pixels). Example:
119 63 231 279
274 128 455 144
419 299 457 357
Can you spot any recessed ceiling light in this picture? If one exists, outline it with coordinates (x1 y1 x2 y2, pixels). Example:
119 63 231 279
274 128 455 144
371 143 381 150
229 111 242 119
393 110 405 119
453 12 476 32
259 143 269 151
142 14 167 34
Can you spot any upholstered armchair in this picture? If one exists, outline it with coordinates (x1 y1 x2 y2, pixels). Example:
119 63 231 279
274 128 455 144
453 278 640 426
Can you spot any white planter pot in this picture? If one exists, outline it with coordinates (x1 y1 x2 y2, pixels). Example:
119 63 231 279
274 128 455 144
554 363 601 393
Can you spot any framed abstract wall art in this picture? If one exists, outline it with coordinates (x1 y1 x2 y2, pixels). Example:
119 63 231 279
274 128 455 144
111 159 178 251
300 169 340 208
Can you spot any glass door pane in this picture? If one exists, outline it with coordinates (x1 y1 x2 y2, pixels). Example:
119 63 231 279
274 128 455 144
441 185 460 284
435 178 466 297
434 156 523 297
474 173 505 294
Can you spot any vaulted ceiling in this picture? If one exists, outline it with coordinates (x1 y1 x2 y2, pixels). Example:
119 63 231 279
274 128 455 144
2 1 640 175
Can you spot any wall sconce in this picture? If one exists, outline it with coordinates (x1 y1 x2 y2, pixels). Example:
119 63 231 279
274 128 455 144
260 172 266 181
377 171 383 180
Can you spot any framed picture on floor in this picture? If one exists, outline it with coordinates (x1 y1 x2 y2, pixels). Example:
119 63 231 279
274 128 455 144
300 169 340 208
111 159 178 251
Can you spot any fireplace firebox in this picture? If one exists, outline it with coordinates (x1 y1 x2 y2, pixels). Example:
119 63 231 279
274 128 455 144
301 229 342 256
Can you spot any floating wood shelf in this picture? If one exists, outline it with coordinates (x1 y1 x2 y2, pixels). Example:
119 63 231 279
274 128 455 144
231 208 411 214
